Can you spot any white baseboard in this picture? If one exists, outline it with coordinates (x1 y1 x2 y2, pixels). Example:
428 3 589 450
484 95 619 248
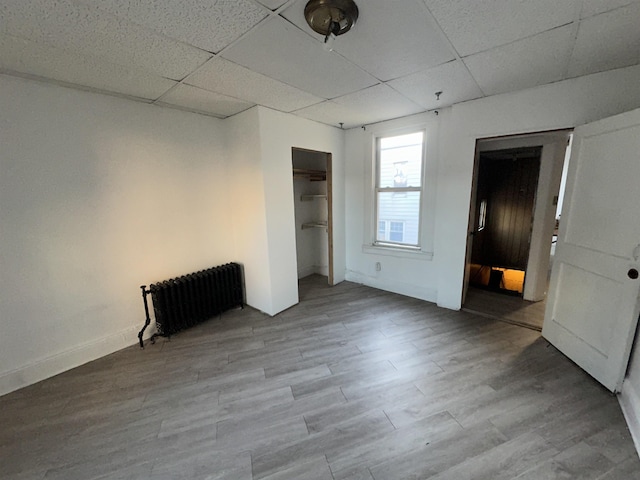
345 270 438 304
619 380 640 457
0 325 143 397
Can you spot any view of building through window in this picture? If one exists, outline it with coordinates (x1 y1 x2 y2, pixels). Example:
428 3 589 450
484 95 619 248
376 131 424 246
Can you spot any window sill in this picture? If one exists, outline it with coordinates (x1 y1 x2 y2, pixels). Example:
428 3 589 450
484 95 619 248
362 244 433 260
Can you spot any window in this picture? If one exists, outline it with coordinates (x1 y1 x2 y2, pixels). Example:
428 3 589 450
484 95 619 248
377 220 405 243
375 131 424 247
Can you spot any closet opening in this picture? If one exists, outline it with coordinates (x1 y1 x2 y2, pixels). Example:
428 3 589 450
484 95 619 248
292 147 334 286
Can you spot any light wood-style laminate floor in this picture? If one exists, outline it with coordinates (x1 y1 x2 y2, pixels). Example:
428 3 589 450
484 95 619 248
463 287 547 331
2 275 639 479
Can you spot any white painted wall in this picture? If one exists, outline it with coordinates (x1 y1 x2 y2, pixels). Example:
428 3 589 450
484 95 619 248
345 65 640 310
0 75 234 396
344 113 440 302
0 79 346 395
257 107 345 313
225 107 274 315
435 65 640 309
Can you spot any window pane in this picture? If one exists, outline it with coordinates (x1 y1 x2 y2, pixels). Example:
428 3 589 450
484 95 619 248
378 221 386 240
377 191 420 245
379 132 423 188
389 221 404 242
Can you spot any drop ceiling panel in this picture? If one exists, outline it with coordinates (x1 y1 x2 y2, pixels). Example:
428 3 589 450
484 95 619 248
388 61 483 110
255 0 289 10
296 84 426 129
281 0 455 81
319 83 424 127
221 16 378 99
464 25 574 96
157 84 255 118
185 57 323 112
80 0 268 53
580 0 639 18
464 25 574 95
0 33 177 100
568 3 640 78
424 0 577 56
294 101 372 129
1 0 211 80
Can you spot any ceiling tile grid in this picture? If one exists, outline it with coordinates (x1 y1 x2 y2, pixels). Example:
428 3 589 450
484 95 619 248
221 16 378 99
568 2 640 78
1 0 640 128
423 0 577 57
387 60 483 110
295 83 424 128
331 83 425 123
185 56 323 113
254 0 290 11
281 0 455 81
157 84 255 118
0 32 177 100
293 100 371 129
464 25 576 96
1 0 212 80
580 0 640 18
77 0 269 53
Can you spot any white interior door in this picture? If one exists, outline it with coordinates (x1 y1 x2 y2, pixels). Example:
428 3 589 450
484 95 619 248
543 108 640 393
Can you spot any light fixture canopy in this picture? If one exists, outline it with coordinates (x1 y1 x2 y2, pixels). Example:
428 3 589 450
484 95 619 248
304 0 359 42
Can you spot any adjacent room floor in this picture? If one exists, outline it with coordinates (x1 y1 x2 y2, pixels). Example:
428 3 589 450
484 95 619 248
463 286 546 331
1 276 638 479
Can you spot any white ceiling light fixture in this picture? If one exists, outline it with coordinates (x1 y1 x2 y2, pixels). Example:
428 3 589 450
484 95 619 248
304 0 359 49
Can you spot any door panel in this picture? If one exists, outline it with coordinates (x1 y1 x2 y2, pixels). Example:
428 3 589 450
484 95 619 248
543 108 640 392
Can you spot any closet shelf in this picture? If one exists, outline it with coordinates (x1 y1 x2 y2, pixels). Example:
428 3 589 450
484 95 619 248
293 168 326 181
300 194 327 201
302 221 327 230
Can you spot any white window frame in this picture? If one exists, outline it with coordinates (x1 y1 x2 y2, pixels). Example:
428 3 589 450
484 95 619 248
374 129 426 249
360 113 441 262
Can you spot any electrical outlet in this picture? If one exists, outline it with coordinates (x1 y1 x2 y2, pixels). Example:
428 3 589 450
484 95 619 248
375 262 381 272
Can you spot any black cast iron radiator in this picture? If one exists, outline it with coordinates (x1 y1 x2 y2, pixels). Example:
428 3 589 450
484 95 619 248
138 262 244 348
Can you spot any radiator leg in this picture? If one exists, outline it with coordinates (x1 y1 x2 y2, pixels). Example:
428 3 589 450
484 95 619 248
138 285 152 349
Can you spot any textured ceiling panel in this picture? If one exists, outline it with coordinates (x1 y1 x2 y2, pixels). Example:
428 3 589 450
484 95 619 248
580 0 639 18
388 60 483 110
80 0 268 53
2 0 639 127
424 0 577 56
281 0 455 81
185 57 323 112
568 2 640 78
0 33 177 100
293 100 372 129
331 84 424 126
157 84 255 117
464 25 574 96
1 0 211 80
221 16 377 99
254 0 289 10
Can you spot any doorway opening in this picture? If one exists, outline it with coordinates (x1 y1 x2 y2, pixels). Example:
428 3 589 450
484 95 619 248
469 146 541 296
462 130 573 330
292 147 334 286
